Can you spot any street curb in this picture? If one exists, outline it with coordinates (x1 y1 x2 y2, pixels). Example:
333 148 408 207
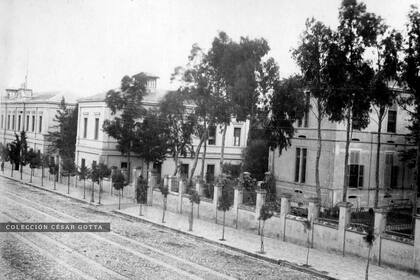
0 173 100 207
2 173 335 279
113 210 336 280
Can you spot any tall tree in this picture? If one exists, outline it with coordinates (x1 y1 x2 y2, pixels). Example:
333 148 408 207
370 27 402 208
133 109 169 184
46 97 78 170
103 73 148 183
293 18 333 206
401 5 420 216
159 91 195 176
324 0 380 202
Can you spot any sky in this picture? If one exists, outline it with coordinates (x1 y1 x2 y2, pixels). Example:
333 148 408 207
1 0 420 98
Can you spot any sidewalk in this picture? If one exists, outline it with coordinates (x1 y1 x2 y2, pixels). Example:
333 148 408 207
116 205 419 280
0 165 136 209
1 166 418 280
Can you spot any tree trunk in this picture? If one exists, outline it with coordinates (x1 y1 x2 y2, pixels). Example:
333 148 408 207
11 164 13 177
98 180 102 204
221 211 226 240
118 189 121 210
173 153 179 176
315 101 322 206
41 166 44 186
139 204 143 216
53 174 56 190
90 181 95 203
30 168 33 183
412 142 420 225
374 112 384 208
306 231 310 266
127 151 131 185
162 196 167 223
20 164 22 180
260 221 265 253
83 179 86 199
67 175 70 194
219 124 228 171
189 202 194 231
189 135 205 185
365 246 371 280
342 111 352 202
200 123 208 179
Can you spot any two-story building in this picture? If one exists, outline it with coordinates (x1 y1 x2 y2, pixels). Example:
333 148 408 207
269 90 416 208
0 87 76 156
75 73 249 184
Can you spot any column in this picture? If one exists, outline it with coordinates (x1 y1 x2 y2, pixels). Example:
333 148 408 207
177 179 184 213
255 189 267 220
213 184 222 222
372 208 388 264
233 186 243 228
413 214 420 273
308 197 320 221
279 193 291 241
337 202 353 256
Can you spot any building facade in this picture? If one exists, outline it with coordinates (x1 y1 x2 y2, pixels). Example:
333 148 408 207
269 91 417 208
75 74 249 184
0 88 76 155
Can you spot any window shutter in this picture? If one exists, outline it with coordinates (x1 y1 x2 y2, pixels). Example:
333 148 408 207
358 165 364 188
294 148 301 182
345 165 351 187
391 166 399 188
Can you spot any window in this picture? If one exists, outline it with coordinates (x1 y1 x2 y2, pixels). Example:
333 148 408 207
180 164 189 179
32 116 35 132
94 118 99 140
233 128 241 146
0 115 3 129
7 115 10 130
18 115 21 131
83 118 88 138
12 115 15 130
208 126 216 145
206 164 215 183
81 158 86 169
39 116 43 133
26 115 29 131
294 148 307 183
92 160 97 168
121 162 128 169
348 151 364 188
297 93 310 128
384 153 399 189
387 110 397 133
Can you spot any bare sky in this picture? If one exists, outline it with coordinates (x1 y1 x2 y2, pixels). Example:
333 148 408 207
1 0 419 98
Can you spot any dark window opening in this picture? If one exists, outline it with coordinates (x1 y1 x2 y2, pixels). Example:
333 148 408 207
83 118 88 138
233 128 241 146
387 110 397 133
180 164 189 179
206 164 215 183
208 126 216 145
294 148 307 183
94 118 99 140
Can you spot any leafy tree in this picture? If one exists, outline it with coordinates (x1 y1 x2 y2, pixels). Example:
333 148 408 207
301 219 313 266
258 204 274 254
293 18 333 205
0 143 8 172
188 189 200 231
217 177 234 241
49 160 59 190
46 97 78 175
112 169 128 210
369 27 402 208
363 228 375 280
133 109 168 184
136 175 148 216
159 91 195 175
89 162 100 203
78 164 89 199
8 140 20 177
103 73 148 183
321 0 380 202
401 5 420 217
27 149 40 183
242 139 269 181
160 182 169 223
97 163 111 205
40 154 49 186
264 76 306 156
61 155 76 194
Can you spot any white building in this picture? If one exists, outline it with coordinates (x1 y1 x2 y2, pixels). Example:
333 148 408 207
269 90 417 208
75 73 249 184
0 87 76 157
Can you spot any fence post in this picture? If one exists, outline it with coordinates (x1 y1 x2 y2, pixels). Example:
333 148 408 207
279 193 291 241
372 208 388 265
213 184 222 223
308 197 320 220
414 214 420 274
255 189 267 220
168 176 174 192
178 179 184 214
233 186 243 228
196 177 204 196
337 202 353 256
147 171 153 206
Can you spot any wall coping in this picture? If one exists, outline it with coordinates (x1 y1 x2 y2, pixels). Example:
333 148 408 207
279 193 292 199
255 189 267 194
336 201 353 208
374 208 389 214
